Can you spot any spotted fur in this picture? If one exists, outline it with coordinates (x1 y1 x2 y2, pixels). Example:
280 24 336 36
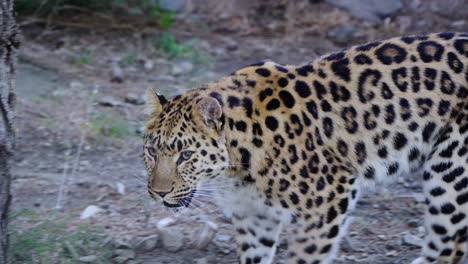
144 32 468 264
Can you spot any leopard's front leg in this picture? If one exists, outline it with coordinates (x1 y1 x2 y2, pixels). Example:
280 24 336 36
285 185 360 264
232 212 283 264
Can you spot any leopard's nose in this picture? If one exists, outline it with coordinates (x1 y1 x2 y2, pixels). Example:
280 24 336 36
155 190 170 198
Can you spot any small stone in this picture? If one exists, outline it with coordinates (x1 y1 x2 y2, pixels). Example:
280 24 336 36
193 221 218 249
429 0 465 18
221 248 231 254
135 126 145 135
326 0 403 24
134 235 160 252
327 25 356 44
452 20 466 27
157 217 176 229
194 258 208 264
158 228 184 252
377 234 386 240
226 42 238 51
112 239 133 249
80 205 103 219
344 255 358 261
114 249 136 260
401 233 424 247
69 81 84 89
124 93 145 105
111 60 125 83
417 226 425 235
116 182 125 195
113 256 130 264
79 255 97 263
98 96 122 107
407 219 419 228
171 61 194 75
412 193 425 203
397 16 412 33
144 60 154 71
385 250 398 257
215 234 232 243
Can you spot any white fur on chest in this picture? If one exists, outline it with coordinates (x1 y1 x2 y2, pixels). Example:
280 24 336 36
201 176 292 223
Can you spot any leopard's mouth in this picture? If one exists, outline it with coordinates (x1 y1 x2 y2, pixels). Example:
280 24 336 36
163 201 183 208
163 189 196 208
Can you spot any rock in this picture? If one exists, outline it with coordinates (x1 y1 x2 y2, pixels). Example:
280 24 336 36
157 217 177 229
194 258 208 264
143 59 154 71
401 233 424 247
326 0 403 24
126 261 141 264
396 16 412 33
344 255 359 261
134 235 160 251
112 239 133 249
327 25 356 44
193 221 218 249
111 60 124 83
158 0 186 12
113 256 130 264
212 233 233 254
98 96 122 107
452 20 466 28
215 233 232 243
407 219 419 228
417 226 425 235
412 193 425 203
114 249 136 259
415 19 434 30
116 182 126 195
429 0 465 18
124 93 145 105
158 228 184 252
135 126 145 135
171 61 194 75
226 41 238 51
78 255 97 263
80 205 103 219
69 81 84 89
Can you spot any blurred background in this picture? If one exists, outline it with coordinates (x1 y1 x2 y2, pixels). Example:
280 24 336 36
10 0 468 263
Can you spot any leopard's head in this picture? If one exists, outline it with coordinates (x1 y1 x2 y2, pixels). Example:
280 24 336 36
143 88 229 209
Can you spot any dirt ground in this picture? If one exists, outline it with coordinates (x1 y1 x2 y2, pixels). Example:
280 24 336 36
10 1 468 263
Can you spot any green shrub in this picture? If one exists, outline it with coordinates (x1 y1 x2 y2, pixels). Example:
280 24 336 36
90 112 132 139
9 211 111 264
15 0 174 29
154 31 194 60
71 48 94 65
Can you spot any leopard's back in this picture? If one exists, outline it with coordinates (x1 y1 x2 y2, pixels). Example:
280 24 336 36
232 32 468 183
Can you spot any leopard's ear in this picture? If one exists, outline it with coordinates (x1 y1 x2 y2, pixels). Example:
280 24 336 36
146 88 167 116
195 97 222 129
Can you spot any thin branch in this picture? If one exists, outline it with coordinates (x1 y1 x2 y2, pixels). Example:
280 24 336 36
55 92 92 210
55 150 69 210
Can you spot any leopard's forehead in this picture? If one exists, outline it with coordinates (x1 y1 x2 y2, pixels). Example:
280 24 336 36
144 91 205 153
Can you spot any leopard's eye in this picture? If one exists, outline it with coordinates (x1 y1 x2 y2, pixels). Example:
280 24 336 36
147 147 157 157
180 150 193 161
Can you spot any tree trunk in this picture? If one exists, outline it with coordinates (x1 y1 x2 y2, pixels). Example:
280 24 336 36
0 0 19 263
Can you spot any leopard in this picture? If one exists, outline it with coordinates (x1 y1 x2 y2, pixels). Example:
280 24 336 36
143 32 468 264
